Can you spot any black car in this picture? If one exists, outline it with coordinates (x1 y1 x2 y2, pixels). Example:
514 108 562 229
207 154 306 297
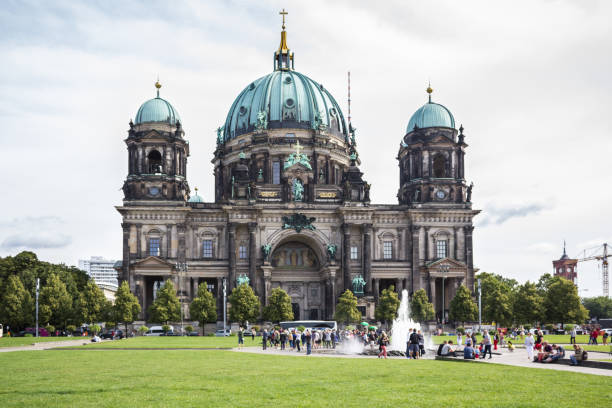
100 330 124 340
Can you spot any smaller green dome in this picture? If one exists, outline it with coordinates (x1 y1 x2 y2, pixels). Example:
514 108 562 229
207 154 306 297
134 82 180 125
188 188 203 203
406 87 455 133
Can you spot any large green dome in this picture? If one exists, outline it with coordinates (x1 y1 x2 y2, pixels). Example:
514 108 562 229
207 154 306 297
135 83 181 125
406 88 455 133
222 70 348 142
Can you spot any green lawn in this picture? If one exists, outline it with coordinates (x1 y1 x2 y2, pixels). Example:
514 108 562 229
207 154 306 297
0 337 82 348
67 335 257 349
0 349 610 407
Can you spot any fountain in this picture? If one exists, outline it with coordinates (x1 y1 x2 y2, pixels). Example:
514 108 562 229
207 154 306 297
390 289 432 352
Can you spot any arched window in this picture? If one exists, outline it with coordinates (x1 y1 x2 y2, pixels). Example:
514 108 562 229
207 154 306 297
148 150 163 173
433 154 446 178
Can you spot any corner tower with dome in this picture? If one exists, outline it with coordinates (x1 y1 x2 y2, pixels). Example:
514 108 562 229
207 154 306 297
115 12 479 329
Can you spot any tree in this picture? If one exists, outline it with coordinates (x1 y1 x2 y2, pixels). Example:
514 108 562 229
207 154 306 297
228 283 260 326
39 273 73 329
480 276 513 328
189 283 217 334
113 281 141 333
544 277 588 326
0 275 33 330
334 290 361 325
582 296 612 320
78 280 111 325
375 286 400 328
409 289 434 322
449 285 477 325
148 279 180 325
263 288 293 323
513 281 544 325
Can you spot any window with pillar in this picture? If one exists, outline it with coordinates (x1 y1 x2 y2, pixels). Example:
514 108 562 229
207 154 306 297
383 241 393 259
239 244 248 259
149 238 160 256
202 240 213 258
350 246 359 260
272 161 281 184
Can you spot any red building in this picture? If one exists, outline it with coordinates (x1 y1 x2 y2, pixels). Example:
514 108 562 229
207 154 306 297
552 243 577 284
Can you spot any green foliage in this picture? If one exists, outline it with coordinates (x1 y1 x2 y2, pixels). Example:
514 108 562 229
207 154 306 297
334 290 361 325
78 280 111 325
409 289 434 322
564 323 575 333
185 325 194 334
251 325 260 332
375 286 400 327
161 325 171 334
456 327 465 335
24 333 33 337
66 325 77 333
45 324 55 335
448 285 477 325
148 279 179 325
262 288 293 323
113 281 141 332
513 281 544 325
581 296 612 319
189 283 217 334
544 277 588 324
228 284 261 325
477 273 513 327
0 275 33 330
89 324 101 335
544 324 554 332
138 326 149 336
297 325 305 332
39 273 73 329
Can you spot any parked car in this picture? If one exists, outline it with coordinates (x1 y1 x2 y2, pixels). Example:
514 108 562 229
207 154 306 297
19 327 49 337
215 329 231 337
144 326 174 336
100 330 124 340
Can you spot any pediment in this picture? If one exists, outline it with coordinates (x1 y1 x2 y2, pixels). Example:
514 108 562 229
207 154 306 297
142 130 166 141
133 256 174 269
426 257 466 269
283 162 313 174
425 257 467 277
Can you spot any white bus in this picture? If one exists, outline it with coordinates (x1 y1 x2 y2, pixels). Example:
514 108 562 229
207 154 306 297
279 320 337 331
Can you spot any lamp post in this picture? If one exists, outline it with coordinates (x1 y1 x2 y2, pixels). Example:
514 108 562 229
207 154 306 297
439 264 450 325
478 279 482 332
175 262 188 336
222 277 227 335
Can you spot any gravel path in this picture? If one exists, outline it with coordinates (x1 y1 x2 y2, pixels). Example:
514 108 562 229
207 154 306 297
0 339 93 352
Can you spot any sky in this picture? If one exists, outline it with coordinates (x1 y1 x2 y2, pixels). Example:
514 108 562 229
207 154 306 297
0 0 610 296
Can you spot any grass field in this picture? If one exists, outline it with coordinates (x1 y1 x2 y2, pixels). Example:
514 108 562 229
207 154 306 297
1 349 610 407
0 337 81 348
67 336 257 349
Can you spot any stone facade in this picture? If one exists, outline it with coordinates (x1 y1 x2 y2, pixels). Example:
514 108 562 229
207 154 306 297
115 25 479 325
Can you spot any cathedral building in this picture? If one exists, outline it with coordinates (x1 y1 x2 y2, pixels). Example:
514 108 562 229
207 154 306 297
116 17 479 325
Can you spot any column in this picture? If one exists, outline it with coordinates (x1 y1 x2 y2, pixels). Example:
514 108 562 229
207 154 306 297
216 277 223 322
177 224 186 263
121 222 131 283
192 278 199 299
362 224 372 294
395 278 403 293
453 227 459 260
464 225 475 292
373 278 380 302
429 277 436 316
228 223 237 291
248 222 257 293
411 226 420 293
424 227 430 262
136 224 142 258
342 223 351 291
166 226 172 258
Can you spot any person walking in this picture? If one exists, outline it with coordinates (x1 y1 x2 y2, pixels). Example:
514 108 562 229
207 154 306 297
251 328 256 341
280 329 287 350
493 331 499 351
570 326 577 345
525 332 535 361
238 327 244 349
262 329 268 350
377 332 389 359
482 330 492 359
294 330 301 352
457 331 463 347
408 328 420 359
305 329 312 355
603 330 609 346
418 330 425 357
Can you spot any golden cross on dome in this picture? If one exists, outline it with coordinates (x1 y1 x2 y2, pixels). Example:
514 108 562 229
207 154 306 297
295 139 302 156
279 9 288 30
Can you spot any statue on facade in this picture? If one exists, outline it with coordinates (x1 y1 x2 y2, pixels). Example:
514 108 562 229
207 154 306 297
326 244 337 261
216 126 224 144
352 275 366 295
292 179 304 202
231 176 235 199
349 123 356 146
466 182 473 202
281 213 316 233
257 168 264 182
414 188 421 202
261 244 272 261
319 168 325 183
153 280 161 301
237 274 250 286
364 183 371 202
284 140 312 170
255 110 268 132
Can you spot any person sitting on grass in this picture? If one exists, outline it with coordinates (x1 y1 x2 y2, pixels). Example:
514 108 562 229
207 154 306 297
507 340 515 352
463 343 476 359
569 344 586 366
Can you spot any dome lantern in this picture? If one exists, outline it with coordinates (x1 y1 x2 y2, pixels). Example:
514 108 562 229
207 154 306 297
274 9 294 71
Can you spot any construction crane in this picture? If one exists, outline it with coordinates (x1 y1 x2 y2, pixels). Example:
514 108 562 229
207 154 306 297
576 243 609 297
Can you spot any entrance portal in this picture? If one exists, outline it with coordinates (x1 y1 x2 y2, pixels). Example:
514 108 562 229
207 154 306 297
291 303 300 320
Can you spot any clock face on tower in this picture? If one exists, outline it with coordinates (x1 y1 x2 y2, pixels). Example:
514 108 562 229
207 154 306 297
436 190 446 200
149 187 160 196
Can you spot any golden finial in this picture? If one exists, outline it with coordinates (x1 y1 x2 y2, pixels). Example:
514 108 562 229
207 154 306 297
280 8 288 30
194 187 198 193
426 81 433 102
155 77 161 97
